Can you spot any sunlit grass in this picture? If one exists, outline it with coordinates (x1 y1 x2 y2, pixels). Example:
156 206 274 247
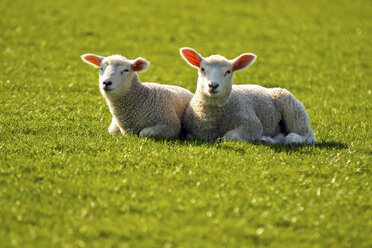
0 0 371 247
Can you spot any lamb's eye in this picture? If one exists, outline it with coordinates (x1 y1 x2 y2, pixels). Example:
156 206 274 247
121 69 129 75
201 68 205 73
224 70 231 77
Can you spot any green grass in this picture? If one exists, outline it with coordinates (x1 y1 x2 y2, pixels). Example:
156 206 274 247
0 0 371 247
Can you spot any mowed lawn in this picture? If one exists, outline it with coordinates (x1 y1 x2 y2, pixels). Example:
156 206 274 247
0 0 371 247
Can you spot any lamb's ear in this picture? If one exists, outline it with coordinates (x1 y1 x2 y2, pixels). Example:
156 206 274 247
180 47 203 68
132 57 150 72
81 54 105 68
231 53 257 71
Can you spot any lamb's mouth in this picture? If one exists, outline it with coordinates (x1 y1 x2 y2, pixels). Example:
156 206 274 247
208 89 220 95
103 87 114 92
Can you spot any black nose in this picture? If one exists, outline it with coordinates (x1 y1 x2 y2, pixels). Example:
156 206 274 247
103 81 112 86
208 83 219 90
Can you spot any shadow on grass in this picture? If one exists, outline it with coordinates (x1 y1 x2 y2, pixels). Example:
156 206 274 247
313 141 348 149
147 136 348 154
254 141 348 154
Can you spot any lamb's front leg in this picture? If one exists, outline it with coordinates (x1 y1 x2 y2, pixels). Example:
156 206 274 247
108 117 120 134
139 124 180 138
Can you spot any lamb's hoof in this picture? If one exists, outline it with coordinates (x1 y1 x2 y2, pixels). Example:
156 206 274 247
284 133 304 145
139 128 156 137
305 137 318 145
259 136 276 144
273 133 286 143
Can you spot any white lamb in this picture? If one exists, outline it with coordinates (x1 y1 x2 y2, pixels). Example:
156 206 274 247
180 47 317 145
81 53 193 138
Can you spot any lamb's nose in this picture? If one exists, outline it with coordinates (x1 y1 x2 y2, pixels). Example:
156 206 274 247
103 81 112 86
208 82 219 90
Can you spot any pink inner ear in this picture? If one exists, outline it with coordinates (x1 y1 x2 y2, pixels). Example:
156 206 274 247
233 54 256 71
182 49 201 67
85 55 101 67
132 60 144 71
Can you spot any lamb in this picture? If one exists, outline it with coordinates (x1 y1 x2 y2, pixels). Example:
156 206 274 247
81 53 193 138
179 47 317 145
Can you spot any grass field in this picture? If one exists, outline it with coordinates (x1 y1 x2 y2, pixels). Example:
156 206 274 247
0 0 371 247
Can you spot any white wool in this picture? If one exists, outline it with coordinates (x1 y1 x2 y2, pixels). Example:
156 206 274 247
179 47 317 145
81 53 193 138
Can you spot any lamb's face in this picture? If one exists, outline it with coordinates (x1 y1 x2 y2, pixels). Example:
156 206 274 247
81 54 149 98
198 56 233 99
99 56 134 97
179 47 257 102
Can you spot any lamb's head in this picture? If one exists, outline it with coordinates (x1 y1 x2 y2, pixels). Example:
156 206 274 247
180 47 256 101
81 54 149 97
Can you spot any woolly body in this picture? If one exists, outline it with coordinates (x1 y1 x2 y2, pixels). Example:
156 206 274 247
81 54 193 138
106 76 192 137
180 48 317 144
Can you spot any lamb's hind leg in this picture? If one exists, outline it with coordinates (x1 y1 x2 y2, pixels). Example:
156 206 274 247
223 115 263 142
224 126 248 141
272 88 317 145
259 133 286 144
139 124 180 138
